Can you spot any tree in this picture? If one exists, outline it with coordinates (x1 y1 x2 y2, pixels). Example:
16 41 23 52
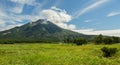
74 38 88 45
94 34 120 44
103 37 113 44
94 34 103 44
112 36 120 43
64 37 74 43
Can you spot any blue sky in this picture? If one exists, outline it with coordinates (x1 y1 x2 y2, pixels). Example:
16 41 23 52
0 0 120 36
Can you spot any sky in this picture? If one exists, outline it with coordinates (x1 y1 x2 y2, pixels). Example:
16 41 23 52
0 0 120 36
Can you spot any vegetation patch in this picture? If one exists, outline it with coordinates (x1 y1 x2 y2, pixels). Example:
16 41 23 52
101 47 118 57
74 38 88 45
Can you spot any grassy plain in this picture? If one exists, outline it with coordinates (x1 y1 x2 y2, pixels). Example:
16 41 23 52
0 43 120 65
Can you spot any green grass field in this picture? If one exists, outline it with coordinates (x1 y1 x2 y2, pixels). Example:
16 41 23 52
0 43 120 65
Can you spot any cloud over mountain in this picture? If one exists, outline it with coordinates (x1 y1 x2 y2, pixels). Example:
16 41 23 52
41 6 76 30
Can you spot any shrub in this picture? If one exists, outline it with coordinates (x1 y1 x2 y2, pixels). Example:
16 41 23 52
101 47 118 57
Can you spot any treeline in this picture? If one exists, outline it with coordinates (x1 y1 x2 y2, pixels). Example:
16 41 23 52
0 39 57 44
94 34 120 44
64 34 120 45
0 34 120 45
64 38 88 45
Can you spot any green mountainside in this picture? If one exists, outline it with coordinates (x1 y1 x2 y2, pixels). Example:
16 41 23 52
0 19 94 43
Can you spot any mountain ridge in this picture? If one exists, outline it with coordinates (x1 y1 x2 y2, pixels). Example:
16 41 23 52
0 19 94 43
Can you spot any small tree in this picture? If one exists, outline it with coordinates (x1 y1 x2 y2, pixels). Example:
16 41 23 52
112 36 120 43
103 37 113 44
94 34 103 44
64 37 74 43
101 47 118 57
74 38 88 45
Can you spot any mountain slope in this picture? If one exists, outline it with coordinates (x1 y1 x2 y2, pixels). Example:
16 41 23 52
0 19 93 43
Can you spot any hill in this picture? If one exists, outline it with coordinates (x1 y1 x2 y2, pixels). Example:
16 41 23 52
0 19 94 43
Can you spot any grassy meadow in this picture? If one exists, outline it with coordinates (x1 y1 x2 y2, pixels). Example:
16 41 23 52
0 43 120 65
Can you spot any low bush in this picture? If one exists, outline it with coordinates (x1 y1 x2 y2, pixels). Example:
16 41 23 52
101 47 118 57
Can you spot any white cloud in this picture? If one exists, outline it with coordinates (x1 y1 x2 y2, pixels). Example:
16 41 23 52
68 24 76 30
74 29 120 37
74 0 109 18
107 11 120 17
56 23 76 30
51 6 64 12
10 0 36 5
41 6 75 30
41 6 71 23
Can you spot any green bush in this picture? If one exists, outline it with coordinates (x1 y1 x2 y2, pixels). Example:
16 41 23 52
101 47 118 57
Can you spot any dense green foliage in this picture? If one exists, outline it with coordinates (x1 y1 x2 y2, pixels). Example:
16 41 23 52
103 37 113 44
0 43 120 65
101 47 118 57
64 38 88 45
94 34 120 44
94 34 103 44
74 38 88 45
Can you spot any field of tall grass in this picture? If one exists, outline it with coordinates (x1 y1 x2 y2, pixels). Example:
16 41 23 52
0 43 120 65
